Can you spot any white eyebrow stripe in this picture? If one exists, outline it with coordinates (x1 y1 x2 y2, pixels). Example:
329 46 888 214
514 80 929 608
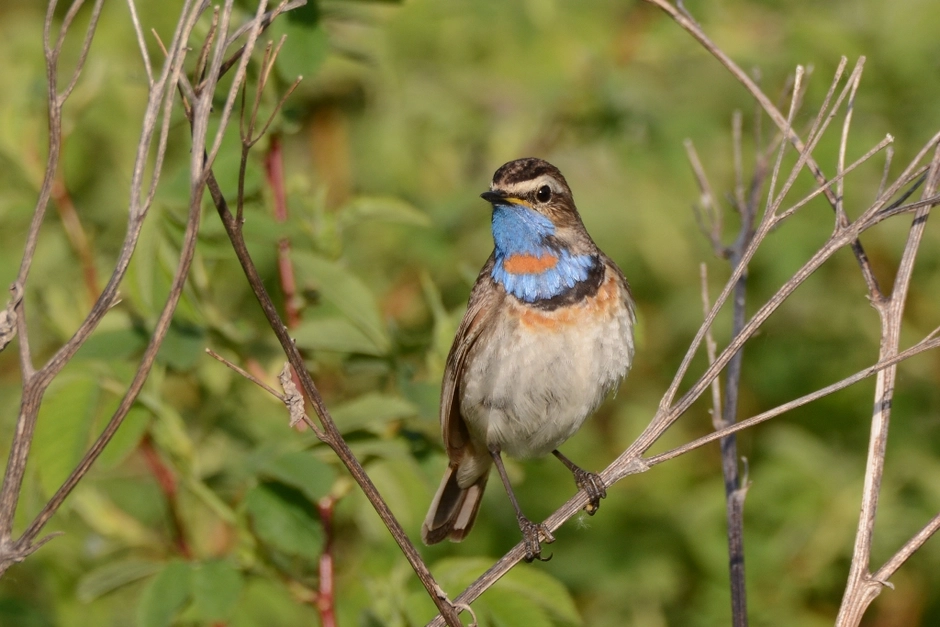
495 174 565 196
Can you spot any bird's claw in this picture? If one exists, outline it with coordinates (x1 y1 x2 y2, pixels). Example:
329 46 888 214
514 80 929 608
519 517 555 562
573 468 607 515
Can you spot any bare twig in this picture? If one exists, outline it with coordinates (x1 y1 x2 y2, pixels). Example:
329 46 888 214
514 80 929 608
836 143 940 626
643 0 882 296
872 511 940 585
686 142 722 252
426 46 940 627
426 323 940 625
203 168 462 626
646 330 940 466
125 0 154 86
174 31 460 622
699 264 722 419
0 0 305 576
0 0 201 564
206 348 283 399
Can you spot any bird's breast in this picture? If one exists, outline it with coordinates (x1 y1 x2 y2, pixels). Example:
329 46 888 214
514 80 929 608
459 268 635 459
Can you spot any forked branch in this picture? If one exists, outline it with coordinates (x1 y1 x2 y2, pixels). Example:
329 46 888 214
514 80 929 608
427 26 940 627
0 0 306 579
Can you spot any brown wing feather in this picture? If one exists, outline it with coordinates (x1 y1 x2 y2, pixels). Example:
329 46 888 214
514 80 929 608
440 254 502 459
422 255 502 545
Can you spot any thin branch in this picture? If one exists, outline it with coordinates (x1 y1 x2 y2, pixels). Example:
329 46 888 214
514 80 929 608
686 141 722 253
193 7 220 85
643 0 883 296
201 0 270 182
0 0 276 573
646 330 940 467
58 0 107 104
203 168 461 626
659 68 804 422
171 29 460 619
700 264 722 421
836 143 940 626
872 510 940 584
835 60 864 226
125 0 154 86
774 135 895 223
426 93 940 627
0 0 201 550
206 348 283 399
12 95 209 567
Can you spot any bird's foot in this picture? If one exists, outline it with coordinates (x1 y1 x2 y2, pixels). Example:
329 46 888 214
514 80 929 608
572 467 607 515
518 516 555 563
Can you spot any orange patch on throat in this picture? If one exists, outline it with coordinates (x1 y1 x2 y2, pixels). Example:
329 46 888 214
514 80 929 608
503 253 559 274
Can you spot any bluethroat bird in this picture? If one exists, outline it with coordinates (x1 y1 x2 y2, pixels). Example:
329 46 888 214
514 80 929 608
421 158 636 562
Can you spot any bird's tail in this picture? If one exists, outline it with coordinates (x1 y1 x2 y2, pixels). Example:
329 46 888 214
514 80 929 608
421 462 489 544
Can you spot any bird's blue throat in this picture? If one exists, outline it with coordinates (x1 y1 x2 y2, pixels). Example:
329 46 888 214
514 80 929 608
489 203 597 303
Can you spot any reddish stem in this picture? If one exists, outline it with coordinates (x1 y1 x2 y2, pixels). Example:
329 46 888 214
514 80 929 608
139 434 192 558
51 171 100 301
264 135 301 328
316 496 337 627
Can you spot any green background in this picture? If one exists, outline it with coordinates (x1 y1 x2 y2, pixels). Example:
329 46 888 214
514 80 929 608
1 0 939 625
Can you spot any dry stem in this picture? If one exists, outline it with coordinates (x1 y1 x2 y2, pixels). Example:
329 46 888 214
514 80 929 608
427 7 940 622
0 0 303 577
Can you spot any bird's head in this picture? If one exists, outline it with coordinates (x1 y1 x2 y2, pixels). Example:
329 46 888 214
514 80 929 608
481 158 600 303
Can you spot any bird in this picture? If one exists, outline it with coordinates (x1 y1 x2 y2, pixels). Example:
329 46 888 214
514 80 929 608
421 157 636 562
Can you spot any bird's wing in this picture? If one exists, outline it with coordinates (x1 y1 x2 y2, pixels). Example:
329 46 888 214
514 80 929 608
441 253 502 460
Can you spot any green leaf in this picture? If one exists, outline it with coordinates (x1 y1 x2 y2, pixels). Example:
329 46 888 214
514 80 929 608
339 196 431 228
74 328 148 361
259 451 336 502
330 392 417 433
190 560 243 623
146 395 195 462
360 454 426 534
244 482 323 561
155 323 206 371
33 374 99 496
229 577 320 627
76 558 162 603
71 487 160 548
285 0 320 25
137 560 192 627
292 252 391 354
293 316 386 355
272 21 330 82
486 588 554 627
499 566 581 625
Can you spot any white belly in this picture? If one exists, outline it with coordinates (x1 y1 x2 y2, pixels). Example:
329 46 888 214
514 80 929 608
459 283 634 459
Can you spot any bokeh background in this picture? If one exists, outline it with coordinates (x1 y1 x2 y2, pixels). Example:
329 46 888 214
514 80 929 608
1 0 940 625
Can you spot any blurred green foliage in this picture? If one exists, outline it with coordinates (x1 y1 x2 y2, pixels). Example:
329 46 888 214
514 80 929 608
1 0 940 625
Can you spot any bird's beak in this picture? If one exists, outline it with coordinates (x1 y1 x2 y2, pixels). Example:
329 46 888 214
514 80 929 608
481 190 531 207
480 190 507 204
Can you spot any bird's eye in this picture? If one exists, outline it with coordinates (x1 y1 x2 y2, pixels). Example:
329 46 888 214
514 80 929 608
536 185 552 203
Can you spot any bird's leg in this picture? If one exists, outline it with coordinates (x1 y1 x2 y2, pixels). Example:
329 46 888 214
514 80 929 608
552 449 607 515
489 447 554 562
